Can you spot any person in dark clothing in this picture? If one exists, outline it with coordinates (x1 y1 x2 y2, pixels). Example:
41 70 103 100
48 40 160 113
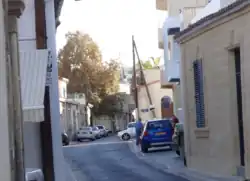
135 118 143 146
171 115 179 135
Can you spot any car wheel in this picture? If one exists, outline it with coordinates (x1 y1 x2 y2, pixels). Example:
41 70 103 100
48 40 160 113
176 150 180 156
141 144 148 153
65 141 69 146
122 133 131 141
77 138 82 142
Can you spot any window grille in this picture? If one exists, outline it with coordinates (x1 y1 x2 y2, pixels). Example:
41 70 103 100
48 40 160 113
193 59 205 128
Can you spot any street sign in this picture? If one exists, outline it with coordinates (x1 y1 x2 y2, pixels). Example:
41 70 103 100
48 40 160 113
46 50 52 86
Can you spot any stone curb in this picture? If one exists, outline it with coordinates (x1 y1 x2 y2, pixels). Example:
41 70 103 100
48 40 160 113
127 141 244 181
64 158 78 181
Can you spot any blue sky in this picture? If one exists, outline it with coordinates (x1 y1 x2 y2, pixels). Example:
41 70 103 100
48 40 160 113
56 0 167 66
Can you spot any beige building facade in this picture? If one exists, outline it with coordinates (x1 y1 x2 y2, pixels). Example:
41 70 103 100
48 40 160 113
157 0 209 121
138 68 173 121
175 0 250 179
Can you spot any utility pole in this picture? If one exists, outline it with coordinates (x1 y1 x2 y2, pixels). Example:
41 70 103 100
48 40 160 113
45 0 65 180
133 39 156 118
132 36 140 119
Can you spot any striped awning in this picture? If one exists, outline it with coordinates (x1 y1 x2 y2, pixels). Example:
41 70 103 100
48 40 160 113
19 50 48 122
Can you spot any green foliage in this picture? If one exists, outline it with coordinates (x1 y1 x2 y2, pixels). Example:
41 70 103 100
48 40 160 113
138 57 161 69
93 93 124 117
58 31 121 114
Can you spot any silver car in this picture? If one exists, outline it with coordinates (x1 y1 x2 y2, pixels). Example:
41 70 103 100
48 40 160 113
76 127 96 141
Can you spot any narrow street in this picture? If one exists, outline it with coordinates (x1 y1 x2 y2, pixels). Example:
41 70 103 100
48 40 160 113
64 136 189 181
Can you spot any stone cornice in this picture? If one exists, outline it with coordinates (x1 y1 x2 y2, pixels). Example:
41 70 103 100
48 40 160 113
8 0 25 17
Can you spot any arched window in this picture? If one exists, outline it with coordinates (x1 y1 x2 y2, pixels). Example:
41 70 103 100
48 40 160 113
161 96 171 108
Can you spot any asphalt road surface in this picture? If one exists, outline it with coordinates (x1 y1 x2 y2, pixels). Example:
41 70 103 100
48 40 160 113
64 136 189 181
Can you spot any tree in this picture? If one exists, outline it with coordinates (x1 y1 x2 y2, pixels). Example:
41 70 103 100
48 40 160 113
95 93 124 117
149 57 161 67
138 57 161 69
58 31 121 113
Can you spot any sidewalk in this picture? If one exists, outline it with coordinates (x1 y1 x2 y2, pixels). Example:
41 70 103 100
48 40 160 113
64 157 77 181
128 140 244 181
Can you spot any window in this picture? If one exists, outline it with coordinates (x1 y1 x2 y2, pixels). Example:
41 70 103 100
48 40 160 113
80 127 91 131
193 59 205 128
128 123 135 128
92 127 98 131
97 125 104 129
161 96 171 108
147 120 172 130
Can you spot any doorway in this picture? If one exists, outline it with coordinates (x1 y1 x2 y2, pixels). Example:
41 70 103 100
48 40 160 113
234 47 245 166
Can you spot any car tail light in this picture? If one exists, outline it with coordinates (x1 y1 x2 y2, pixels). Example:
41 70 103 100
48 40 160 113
90 131 92 134
143 131 148 136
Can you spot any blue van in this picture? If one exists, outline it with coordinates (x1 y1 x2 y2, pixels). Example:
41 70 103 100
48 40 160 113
140 119 173 153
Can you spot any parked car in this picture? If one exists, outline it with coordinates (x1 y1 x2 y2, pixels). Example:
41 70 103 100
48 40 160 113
92 126 102 139
117 122 136 141
140 119 173 153
96 125 109 137
62 132 69 146
76 127 96 141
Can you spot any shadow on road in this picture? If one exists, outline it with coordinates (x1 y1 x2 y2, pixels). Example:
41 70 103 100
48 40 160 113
147 147 172 153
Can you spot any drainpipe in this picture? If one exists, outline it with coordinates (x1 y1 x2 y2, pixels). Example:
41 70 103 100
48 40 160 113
44 0 65 180
3 0 15 181
8 16 26 181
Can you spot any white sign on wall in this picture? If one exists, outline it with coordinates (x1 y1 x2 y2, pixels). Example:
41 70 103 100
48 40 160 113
46 50 52 86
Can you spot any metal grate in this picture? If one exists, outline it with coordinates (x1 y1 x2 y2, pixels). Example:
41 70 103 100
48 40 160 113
193 59 205 128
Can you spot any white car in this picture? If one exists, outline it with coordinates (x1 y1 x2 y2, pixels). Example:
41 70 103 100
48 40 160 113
91 126 102 139
96 125 108 137
76 127 97 141
117 122 136 141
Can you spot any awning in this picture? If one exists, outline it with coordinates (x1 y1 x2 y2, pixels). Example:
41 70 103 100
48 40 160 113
19 50 48 122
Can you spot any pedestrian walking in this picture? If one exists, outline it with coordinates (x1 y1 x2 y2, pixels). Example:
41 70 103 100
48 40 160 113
135 118 143 146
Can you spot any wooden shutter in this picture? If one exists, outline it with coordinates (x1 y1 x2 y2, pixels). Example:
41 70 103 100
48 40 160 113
193 59 205 128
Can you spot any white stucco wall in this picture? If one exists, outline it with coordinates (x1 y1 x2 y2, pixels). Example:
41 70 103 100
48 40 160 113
191 0 237 24
18 0 36 50
23 122 42 168
168 0 208 16
17 0 43 170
